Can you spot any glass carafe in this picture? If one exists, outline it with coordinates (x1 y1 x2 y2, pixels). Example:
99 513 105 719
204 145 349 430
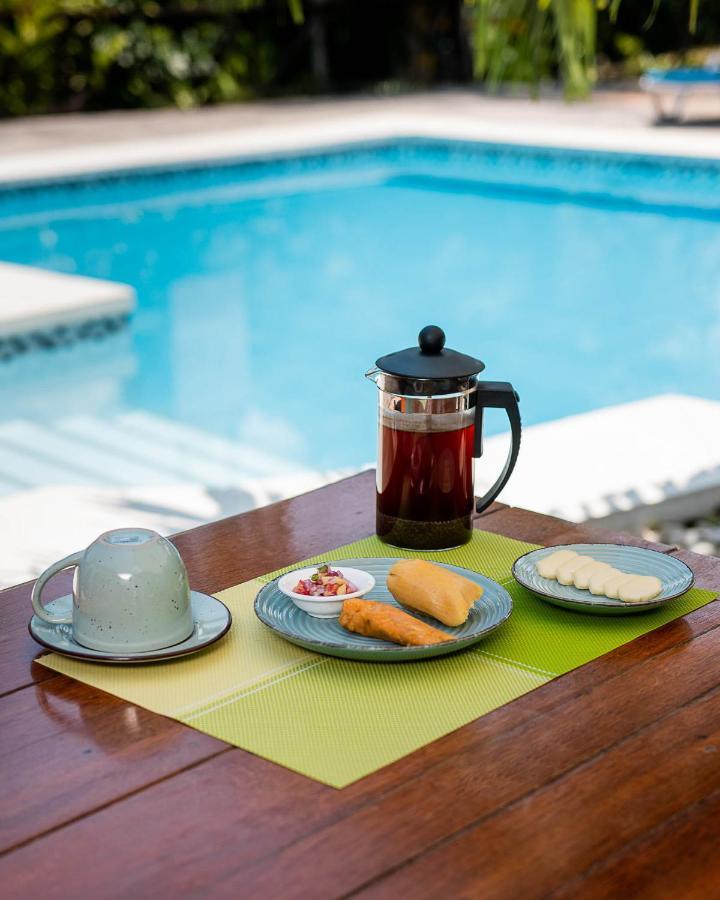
367 326 521 551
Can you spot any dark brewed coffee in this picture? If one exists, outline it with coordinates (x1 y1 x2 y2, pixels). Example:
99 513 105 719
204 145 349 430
376 418 474 550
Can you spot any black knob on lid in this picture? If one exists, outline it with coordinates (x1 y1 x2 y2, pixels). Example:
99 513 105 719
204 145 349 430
418 325 445 355
374 324 485 395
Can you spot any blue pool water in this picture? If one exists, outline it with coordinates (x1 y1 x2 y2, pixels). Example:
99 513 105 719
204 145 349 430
1 138 720 476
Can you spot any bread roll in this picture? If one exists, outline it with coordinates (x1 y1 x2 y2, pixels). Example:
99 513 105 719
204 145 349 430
386 559 483 626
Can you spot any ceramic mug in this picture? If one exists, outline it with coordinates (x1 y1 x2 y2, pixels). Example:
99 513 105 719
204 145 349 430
31 527 194 653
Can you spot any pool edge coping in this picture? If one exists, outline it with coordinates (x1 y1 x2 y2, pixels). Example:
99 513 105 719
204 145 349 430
2 112 720 190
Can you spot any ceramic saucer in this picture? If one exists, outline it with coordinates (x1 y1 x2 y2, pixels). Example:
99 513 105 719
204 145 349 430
29 591 231 663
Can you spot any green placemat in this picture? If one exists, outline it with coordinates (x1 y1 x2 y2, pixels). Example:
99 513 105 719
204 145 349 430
38 531 715 788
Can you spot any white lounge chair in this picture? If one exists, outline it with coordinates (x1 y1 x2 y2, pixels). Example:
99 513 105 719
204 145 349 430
640 63 720 122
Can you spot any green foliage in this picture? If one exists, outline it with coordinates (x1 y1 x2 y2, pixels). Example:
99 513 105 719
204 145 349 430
552 0 597 98
470 0 555 91
467 0 706 99
466 0 597 98
0 0 713 115
0 0 295 115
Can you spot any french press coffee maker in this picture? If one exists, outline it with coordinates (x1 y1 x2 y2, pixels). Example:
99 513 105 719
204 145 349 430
366 325 521 550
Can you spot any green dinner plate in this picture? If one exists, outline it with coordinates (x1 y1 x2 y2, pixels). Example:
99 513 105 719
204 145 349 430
253 557 512 661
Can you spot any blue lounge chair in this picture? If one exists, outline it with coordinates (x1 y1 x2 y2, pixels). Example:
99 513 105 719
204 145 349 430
640 66 720 121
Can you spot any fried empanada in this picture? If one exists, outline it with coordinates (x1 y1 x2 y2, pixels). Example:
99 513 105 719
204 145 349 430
339 599 452 646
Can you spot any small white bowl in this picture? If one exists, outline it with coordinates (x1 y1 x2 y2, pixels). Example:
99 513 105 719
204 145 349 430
277 565 375 618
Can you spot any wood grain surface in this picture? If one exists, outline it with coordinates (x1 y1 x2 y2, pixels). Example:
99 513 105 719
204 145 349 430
1 471 718 899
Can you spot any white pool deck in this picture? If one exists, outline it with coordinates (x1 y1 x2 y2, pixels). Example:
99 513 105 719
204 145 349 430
0 90 719 584
478 394 720 530
1 89 720 187
0 394 717 587
0 263 135 339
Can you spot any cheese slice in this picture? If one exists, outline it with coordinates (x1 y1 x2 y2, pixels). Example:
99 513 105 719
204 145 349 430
534 550 665 605
536 549 578 579
603 572 636 599
588 566 622 595
556 555 595 585
573 560 614 590
618 575 663 603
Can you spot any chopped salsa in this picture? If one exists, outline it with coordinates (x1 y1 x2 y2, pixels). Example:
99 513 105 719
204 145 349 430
293 564 359 597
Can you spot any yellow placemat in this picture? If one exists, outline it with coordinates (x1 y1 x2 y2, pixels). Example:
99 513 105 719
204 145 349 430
38 531 715 788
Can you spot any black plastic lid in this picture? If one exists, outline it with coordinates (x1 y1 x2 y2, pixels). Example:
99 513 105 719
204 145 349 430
375 325 485 381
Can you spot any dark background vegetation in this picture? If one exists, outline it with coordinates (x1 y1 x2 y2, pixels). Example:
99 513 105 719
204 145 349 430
0 0 718 117
599 1 720 74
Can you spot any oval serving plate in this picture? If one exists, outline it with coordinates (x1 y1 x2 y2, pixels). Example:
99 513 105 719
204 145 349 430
254 557 512 662
512 543 694 615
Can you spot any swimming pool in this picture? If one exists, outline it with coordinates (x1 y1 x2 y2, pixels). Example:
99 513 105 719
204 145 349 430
1 137 720 491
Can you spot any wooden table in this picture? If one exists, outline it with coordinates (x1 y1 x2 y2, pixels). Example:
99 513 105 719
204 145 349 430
2 470 720 898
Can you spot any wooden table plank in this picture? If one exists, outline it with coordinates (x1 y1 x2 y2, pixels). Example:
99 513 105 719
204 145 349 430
667 548 720 593
478 504 676 552
551 789 720 899
0 676 227 854
0 572 75 695
170 469 378 593
1 472 718 899
2 577 718 895
356 684 720 899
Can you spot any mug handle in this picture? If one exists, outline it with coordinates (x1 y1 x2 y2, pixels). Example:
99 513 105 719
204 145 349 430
31 551 83 625
473 381 522 514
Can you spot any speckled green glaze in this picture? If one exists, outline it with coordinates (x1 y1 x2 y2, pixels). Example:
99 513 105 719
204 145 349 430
30 591 231 663
31 527 194 652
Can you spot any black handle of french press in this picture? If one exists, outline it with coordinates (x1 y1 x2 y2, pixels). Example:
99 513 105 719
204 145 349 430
473 381 522 514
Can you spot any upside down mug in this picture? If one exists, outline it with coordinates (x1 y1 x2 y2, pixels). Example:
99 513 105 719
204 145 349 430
31 527 194 653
